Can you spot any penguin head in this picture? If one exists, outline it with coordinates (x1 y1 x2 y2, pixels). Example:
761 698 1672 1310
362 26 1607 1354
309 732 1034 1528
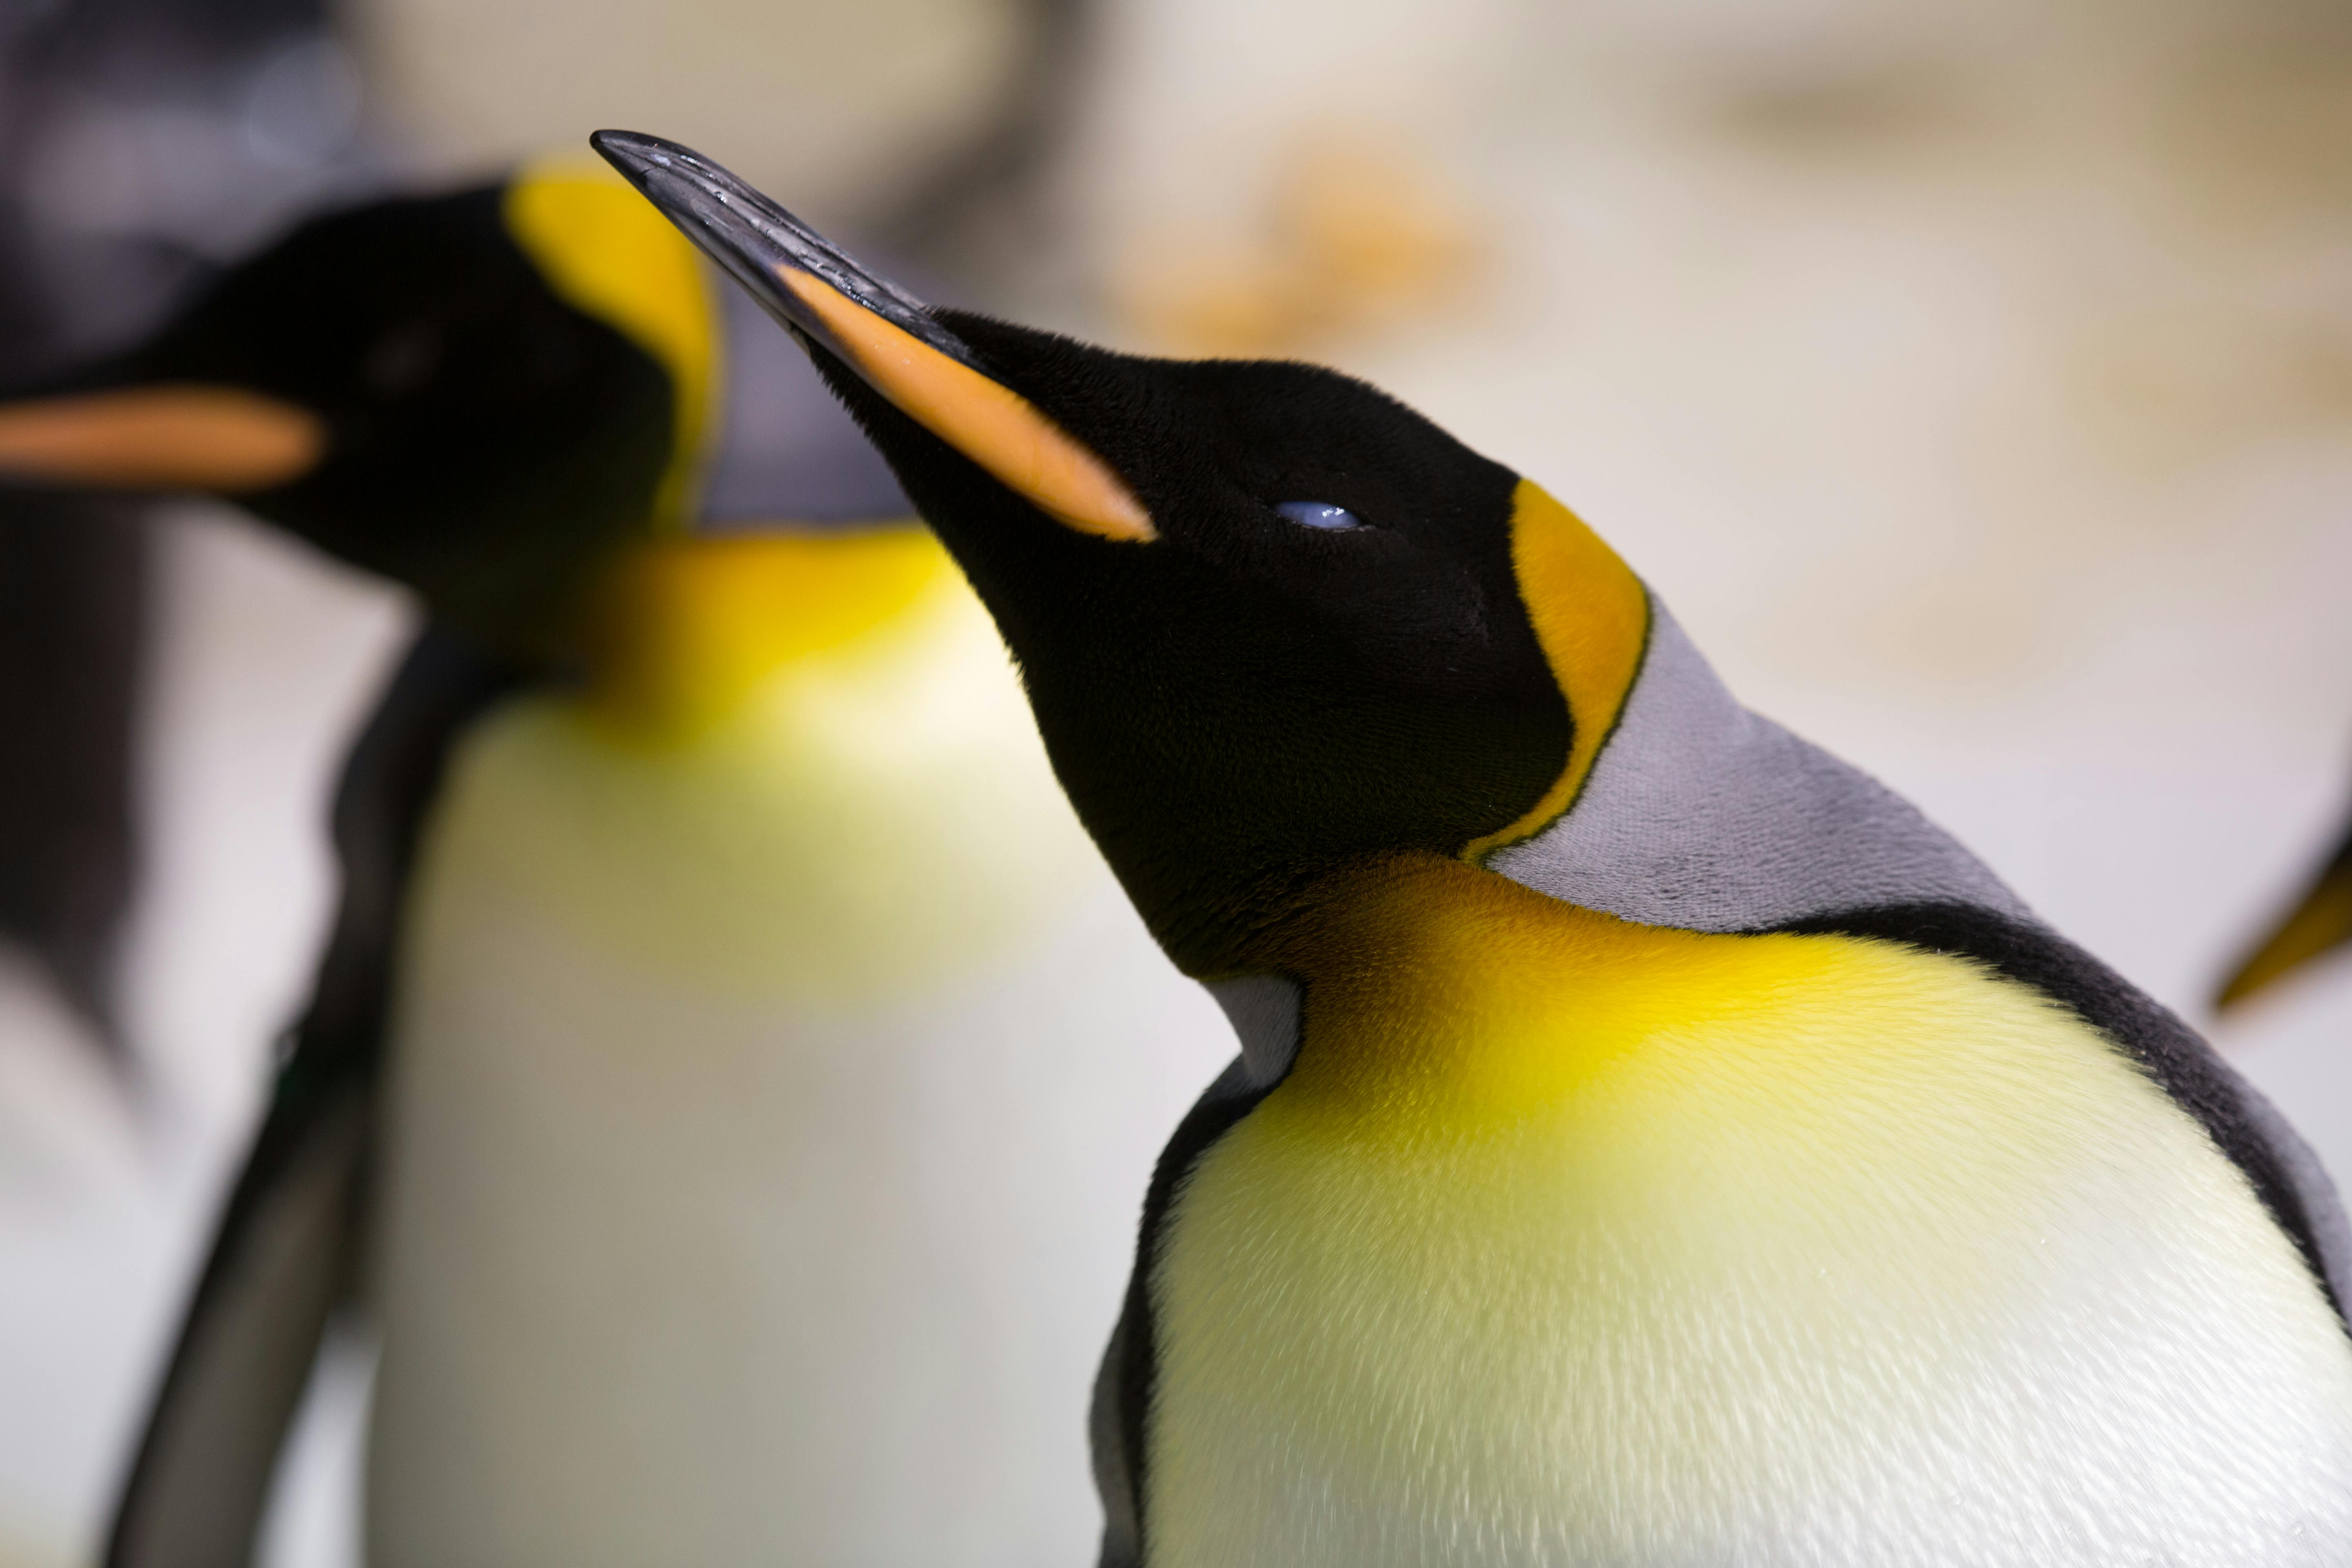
601 133 1649 974
0 180 682 648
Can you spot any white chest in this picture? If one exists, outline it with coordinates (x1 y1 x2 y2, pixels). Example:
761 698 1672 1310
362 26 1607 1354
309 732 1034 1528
1145 942 2352 1568
360 603 1233 1568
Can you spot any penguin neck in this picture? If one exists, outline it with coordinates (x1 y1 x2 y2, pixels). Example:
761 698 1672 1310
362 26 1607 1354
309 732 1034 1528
573 524 944 746
1480 598 2029 936
1221 850 1700 1107
1209 597 2034 1089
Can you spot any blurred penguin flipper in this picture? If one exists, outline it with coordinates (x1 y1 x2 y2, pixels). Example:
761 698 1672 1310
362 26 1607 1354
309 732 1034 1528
109 628 530 1566
105 1091 370 1568
2218 818 2352 1012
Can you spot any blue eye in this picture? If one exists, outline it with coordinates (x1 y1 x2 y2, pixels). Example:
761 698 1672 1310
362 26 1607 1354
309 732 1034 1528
1276 501 1365 532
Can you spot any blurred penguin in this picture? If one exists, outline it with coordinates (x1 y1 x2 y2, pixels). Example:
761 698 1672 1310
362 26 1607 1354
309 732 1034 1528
0 7 1231 1566
0 0 375 1041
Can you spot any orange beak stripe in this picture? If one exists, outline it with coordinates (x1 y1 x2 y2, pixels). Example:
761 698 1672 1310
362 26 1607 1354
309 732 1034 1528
782 270 1155 545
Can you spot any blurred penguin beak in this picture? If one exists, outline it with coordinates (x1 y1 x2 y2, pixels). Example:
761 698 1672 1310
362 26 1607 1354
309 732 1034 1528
2216 851 2352 1013
0 385 324 494
591 129 1153 545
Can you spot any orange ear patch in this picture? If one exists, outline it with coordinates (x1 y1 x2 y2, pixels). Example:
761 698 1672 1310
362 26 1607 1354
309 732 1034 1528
0 386 324 493
781 270 1156 544
1463 480 1648 861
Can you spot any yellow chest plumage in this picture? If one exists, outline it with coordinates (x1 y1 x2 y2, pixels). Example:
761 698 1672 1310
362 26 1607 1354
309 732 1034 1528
412 528 1100 1000
1147 858 2352 1566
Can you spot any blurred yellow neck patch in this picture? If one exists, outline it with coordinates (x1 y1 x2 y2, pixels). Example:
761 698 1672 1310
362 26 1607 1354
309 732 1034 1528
504 159 717 530
581 527 947 744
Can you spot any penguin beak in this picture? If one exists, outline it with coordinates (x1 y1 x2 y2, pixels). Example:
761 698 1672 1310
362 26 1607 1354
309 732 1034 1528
591 129 1154 545
0 384 325 494
2215 852 2352 1013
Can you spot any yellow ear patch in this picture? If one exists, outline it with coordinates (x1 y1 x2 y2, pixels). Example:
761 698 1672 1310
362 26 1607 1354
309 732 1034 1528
780 269 1156 544
1463 480 1648 861
504 159 717 532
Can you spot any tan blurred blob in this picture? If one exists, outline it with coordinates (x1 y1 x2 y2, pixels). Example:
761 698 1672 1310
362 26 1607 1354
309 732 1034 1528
358 0 1041 228
1109 129 1486 356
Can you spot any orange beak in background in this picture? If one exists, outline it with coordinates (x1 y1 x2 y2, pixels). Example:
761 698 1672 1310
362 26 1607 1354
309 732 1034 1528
0 384 325 494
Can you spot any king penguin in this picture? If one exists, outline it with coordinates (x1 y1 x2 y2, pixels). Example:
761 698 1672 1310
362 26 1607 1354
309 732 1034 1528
0 162 1226 1566
606 130 2352 1567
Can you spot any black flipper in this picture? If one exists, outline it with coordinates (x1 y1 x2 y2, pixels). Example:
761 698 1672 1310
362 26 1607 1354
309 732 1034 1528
1774 901 2352 1329
1091 1056 1278 1568
107 625 531 1568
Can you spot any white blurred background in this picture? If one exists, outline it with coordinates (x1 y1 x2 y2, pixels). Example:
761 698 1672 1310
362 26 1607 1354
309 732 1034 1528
3 0 2350 1561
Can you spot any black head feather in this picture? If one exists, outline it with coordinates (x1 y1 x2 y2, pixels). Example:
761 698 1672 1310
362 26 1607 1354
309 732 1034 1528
110 187 673 647
810 315 1570 973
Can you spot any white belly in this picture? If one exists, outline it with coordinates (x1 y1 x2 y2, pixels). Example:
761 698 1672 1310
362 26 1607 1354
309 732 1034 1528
362 588 1231 1567
1148 929 2352 1568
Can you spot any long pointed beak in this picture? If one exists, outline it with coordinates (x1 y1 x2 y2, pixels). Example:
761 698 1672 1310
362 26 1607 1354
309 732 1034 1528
590 130 975 374
591 129 1153 544
0 385 324 494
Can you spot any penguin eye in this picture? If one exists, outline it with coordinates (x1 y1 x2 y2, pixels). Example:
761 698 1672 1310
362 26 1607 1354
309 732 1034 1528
1275 501 1365 532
